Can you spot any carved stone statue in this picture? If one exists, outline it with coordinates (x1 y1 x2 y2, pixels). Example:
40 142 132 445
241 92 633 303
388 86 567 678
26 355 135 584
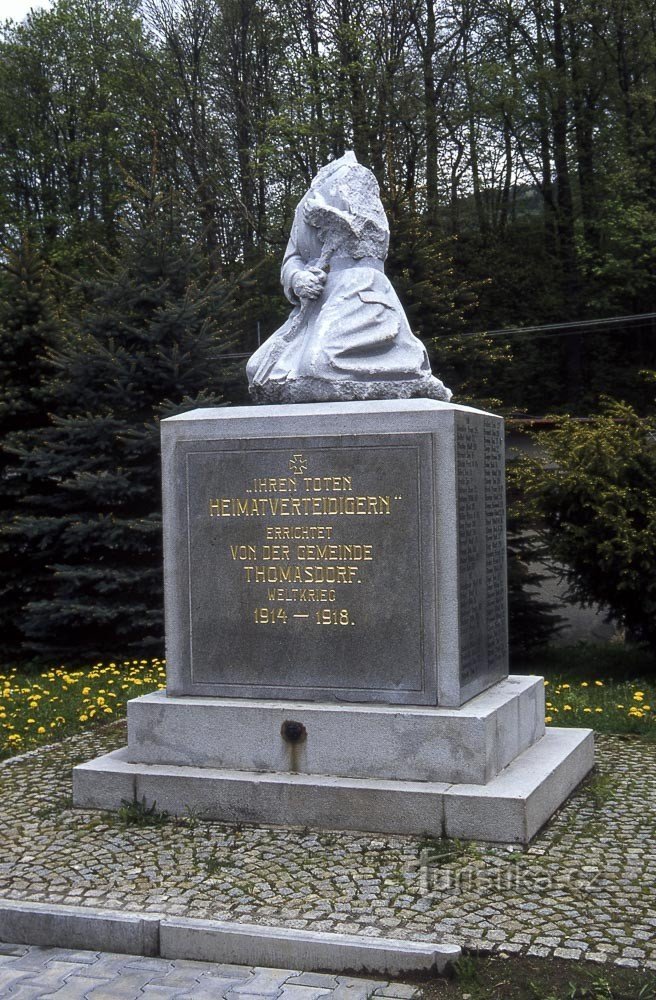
247 152 452 404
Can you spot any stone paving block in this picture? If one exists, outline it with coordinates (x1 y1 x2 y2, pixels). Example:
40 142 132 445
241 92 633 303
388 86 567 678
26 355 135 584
68 954 142 979
276 986 333 1000
2 987 48 1000
198 975 261 994
372 986 417 998
47 950 102 965
207 964 254 978
374 995 419 1000
177 993 246 1000
84 970 158 998
123 957 174 973
4 947 60 971
146 967 207 989
12 961 80 993
225 993 282 1000
554 947 581 960
329 984 383 1000
0 966 30 992
0 942 29 957
287 974 339 989
44 977 114 1000
140 989 182 999
526 945 549 958
231 967 298 993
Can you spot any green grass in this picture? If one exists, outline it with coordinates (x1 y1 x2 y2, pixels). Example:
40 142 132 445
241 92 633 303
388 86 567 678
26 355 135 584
0 658 165 760
517 642 656 738
1 642 655 760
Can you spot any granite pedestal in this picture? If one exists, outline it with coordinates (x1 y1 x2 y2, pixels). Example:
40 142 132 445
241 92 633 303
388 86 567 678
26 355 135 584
74 401 594 843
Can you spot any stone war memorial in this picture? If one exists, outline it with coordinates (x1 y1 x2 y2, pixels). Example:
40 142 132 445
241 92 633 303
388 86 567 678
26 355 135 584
74 152 594 844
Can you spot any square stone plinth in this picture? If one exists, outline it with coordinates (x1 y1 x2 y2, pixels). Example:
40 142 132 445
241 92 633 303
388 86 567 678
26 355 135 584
124 675 545 786
162 400 508 708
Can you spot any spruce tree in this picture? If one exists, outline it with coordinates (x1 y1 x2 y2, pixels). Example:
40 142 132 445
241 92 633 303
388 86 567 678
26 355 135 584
11 203 236 663
0 238 61 660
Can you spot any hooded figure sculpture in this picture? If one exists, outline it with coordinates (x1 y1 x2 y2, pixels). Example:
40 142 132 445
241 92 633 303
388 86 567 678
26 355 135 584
247 152 452 404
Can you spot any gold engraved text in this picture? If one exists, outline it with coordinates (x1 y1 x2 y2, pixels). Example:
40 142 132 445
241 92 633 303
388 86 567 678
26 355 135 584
209 496 391 517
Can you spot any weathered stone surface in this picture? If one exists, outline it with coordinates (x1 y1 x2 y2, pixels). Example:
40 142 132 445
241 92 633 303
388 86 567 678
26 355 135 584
76 752 448 836
246 152 450 405
162 400 507 708
74 725 593 844
125 676 545 785
443 727 595 843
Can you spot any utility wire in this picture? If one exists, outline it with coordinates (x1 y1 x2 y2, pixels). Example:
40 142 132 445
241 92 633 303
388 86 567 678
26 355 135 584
465 311 656 340
213 311 656 360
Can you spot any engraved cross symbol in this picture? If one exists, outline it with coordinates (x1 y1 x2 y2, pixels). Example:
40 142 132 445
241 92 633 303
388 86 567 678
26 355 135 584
289 453 308 475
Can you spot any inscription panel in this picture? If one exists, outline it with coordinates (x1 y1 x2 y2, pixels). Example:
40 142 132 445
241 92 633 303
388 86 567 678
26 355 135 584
181 434 430 699
456 412 508 691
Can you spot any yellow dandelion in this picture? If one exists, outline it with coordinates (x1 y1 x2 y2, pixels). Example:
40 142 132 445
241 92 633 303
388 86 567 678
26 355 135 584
595 708 603 713
595 681 604 687
580 682 588 688
583 707 592 713
545 715 553 724
563 704 572 711
37 726 45 734
634 692 644 702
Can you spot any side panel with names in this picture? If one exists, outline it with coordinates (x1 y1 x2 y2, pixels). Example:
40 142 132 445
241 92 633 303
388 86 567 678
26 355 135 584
455 412 508 694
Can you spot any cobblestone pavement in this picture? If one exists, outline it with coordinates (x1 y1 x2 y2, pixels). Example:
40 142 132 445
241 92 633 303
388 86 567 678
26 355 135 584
0 941 418 999
0 726 655 971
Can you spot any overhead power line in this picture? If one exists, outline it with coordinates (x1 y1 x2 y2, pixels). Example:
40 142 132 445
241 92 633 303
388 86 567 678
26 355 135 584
214 311 656 361
466 311 656 340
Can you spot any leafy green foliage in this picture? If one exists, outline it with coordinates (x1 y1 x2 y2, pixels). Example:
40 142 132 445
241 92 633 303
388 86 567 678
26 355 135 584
518 402 656 651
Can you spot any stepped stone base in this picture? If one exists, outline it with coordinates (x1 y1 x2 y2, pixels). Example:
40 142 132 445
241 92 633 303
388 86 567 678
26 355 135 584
124 675 545 786
73 676 594 844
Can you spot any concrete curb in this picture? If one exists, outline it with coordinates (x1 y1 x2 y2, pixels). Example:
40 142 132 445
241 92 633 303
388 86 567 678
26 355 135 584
0 899 460 975
0 899 159 956
159 916 460 975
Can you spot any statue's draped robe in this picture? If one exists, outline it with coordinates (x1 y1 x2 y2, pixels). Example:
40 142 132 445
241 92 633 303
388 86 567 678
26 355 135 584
247 156 451 403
